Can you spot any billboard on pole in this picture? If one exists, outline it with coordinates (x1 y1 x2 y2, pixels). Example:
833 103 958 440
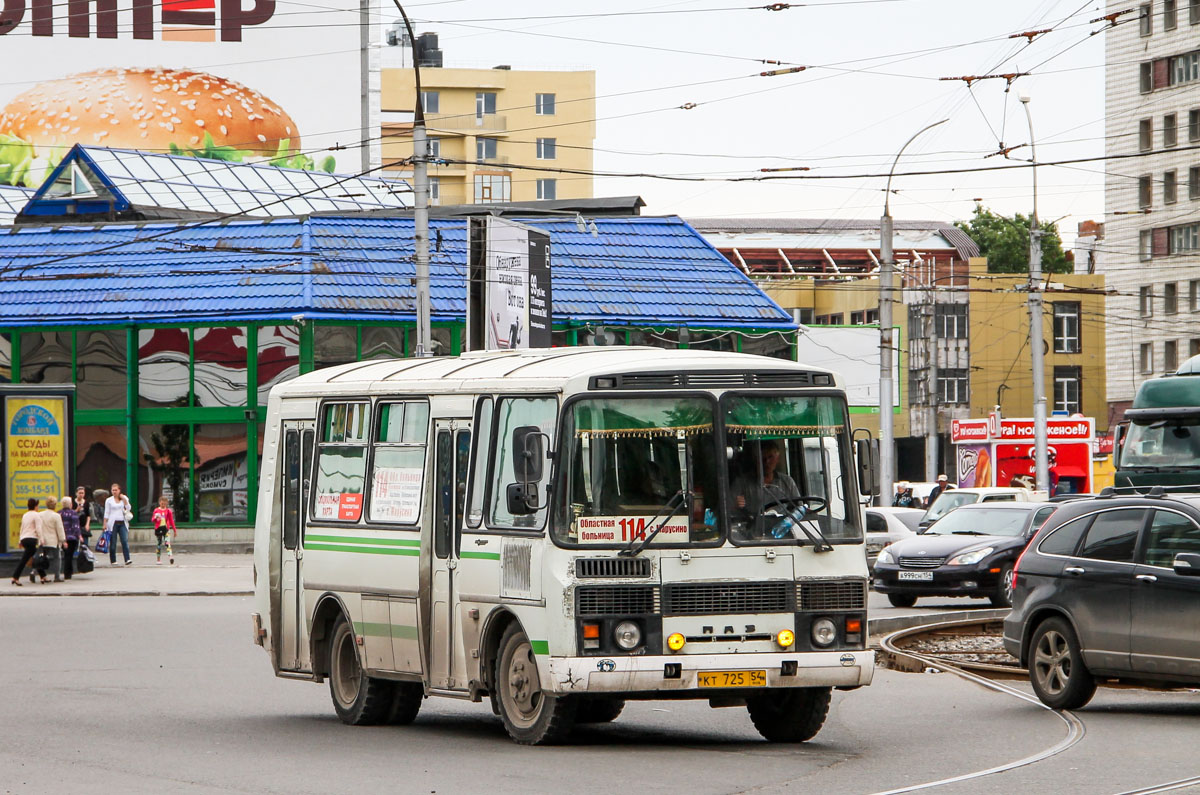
0 0 380 187
468 216 552 351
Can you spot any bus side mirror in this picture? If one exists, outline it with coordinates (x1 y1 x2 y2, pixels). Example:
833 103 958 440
1112 422 1125 468
507 426 546 515
855 437 878 497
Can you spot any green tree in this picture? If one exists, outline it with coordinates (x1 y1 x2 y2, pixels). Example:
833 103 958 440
954 204 1071 274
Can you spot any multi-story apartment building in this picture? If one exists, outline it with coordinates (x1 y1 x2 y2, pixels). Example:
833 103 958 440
1104 0 1200 416
379 33 596 206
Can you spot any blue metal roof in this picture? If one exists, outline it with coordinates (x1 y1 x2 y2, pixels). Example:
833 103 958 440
0 214 795 329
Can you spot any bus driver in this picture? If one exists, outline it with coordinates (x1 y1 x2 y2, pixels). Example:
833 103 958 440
732 439 800 522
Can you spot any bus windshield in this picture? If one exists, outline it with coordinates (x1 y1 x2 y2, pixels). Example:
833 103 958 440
723 394 860 545
553 397 720 547
1123 420 1200 469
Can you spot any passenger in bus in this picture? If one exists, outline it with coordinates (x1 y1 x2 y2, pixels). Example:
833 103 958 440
731 439 800 522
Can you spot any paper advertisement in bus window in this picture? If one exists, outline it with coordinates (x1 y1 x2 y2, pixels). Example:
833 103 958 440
370 466 423 523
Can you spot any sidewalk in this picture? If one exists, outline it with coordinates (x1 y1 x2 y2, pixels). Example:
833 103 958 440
1 552 252 596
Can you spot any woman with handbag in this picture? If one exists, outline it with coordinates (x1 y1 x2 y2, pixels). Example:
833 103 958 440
9 498 41 586
38 495 67 582
103 483 133 566
60 495 83 580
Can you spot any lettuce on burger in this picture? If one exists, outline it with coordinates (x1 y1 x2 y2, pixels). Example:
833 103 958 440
0 67 334 187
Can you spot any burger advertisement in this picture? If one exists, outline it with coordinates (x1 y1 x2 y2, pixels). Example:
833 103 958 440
0 0 378 187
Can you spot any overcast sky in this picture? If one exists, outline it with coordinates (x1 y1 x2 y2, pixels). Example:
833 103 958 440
403 0 1106 241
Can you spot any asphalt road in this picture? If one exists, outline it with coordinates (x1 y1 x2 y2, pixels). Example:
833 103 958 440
3 596 1199 795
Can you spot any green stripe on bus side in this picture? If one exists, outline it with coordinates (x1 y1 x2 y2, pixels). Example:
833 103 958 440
306 534 421 547
459 551 501 560
353 622 418 639
305 543 420 556
529 640 549 655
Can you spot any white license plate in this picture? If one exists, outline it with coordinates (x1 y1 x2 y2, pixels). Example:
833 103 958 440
898 571 933 581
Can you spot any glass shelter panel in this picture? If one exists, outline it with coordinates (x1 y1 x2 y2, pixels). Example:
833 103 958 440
195 423 249 523
21 332 72 384
138 328 190 407
77 330 126 410
76 425 128 502
193 327 248 408
138 424 192 522
315 326 358 370
257 325 300 406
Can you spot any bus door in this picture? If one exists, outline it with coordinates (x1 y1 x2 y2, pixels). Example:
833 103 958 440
280 420 315 672
429 419 471 689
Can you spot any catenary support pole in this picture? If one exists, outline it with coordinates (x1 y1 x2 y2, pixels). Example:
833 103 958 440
1021 95 1050 493
395 2 432 356
880 119 948 505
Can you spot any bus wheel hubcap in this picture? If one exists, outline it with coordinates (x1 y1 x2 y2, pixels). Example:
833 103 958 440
504 641 542 726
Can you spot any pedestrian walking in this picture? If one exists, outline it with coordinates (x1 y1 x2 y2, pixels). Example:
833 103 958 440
104 483 133 566
38 495 67 582
151 496 177 565
9 498 41 586
60 495 83 580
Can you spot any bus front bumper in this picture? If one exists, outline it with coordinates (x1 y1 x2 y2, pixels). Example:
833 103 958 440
544 650 873 695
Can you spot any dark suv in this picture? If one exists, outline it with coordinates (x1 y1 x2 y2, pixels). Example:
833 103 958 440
1003 493 1200 709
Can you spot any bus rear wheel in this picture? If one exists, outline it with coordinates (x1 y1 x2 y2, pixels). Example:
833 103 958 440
746 687 832 743
328 615 393 726
495 624 576 744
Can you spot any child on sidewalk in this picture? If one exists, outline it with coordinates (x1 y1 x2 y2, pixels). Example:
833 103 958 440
151 496 177 565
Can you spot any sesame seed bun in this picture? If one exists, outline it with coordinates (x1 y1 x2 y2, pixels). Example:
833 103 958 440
0 67 301 157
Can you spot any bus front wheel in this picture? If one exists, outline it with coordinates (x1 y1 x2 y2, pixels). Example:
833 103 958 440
495 623 576 744
746 687 832 743
328 615 393 725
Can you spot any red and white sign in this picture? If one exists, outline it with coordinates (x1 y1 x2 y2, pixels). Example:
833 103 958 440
314 491 363 522
952 417 1094 442
951 419 989 442
576 515 689 545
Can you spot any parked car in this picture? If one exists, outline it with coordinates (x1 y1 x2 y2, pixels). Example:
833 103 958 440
919 486 1045 529
865 507 923 571
874 502 1060 608
1003 493 1200 709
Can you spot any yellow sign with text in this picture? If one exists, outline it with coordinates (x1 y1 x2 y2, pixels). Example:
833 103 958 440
7 397 68 551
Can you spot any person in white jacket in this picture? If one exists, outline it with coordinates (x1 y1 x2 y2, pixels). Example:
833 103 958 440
38 495 67 582
104 483 133 566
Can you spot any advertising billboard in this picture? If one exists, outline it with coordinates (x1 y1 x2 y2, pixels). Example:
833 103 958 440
0 0 379 188
467 216 552 351
794 326 899 409
5 394 72 551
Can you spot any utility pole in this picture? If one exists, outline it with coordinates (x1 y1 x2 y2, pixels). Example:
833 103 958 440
880 119 948 505
395 2 432 356
1021 94 1050 492
925 300 939 481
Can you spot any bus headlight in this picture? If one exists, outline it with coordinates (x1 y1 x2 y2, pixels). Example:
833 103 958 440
667 632 686 652
811 618 836 647
776 629 795 649
614 621 642 651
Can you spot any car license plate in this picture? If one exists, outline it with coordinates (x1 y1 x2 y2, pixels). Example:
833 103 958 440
697 670 766 688
898 571 933 581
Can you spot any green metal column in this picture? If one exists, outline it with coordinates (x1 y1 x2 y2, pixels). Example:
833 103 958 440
299 321 314 374
451 324 462 355
246 325 259 525
567 328 578 346
125 325 138 519
10 330 19 382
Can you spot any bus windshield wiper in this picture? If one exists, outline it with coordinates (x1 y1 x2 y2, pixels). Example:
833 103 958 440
620 490 687 557
779 506 833 552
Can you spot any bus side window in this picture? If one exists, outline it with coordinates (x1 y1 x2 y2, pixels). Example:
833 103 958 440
488 397 556 530
283 429 299 550
465 397 493 528
313 402 370 523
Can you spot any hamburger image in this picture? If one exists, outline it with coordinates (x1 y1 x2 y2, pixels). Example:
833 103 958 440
0 67 333 186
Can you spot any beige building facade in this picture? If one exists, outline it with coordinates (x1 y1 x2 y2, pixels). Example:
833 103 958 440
381 65 595 206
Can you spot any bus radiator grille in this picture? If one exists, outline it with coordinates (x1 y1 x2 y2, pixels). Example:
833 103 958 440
575 557 653 578
796 580 867 611
662 581 793 616
576 585 660 616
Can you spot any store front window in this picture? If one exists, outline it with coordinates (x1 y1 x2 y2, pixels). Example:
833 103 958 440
76 425 128 497
21 331 72 384
77 330 126 410
315 325 357 369
194 326 247 407
138 328 189 407
257 325 300 406
138 423 192 522
195 423 249 523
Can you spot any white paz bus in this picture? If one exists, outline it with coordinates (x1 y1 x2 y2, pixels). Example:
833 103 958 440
252 347 876 744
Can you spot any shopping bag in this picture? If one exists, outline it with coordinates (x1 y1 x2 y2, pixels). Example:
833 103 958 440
32 550 49 575
95 529 111 554
77 543 95 574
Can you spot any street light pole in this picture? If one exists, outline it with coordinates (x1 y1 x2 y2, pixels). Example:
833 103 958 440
394 2 432 356
880 119 948 505
1020 95 1050 493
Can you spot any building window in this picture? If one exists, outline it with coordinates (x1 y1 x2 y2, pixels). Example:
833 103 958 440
1171 223 1200 253
867 308 879 324
1141 342 1154 373
1053 366 1082 415
1172 51 1200 85
1052 302 1081 353
536 137 557 160
1166 282 1180 314
938 368 968 405
536 178 556 200
428 177 440 202
909 368 929 404
1165 114 1178 147
1166 340 1180 371
535 93 556 115
420 91 439 114
476 137 498 161
1191 167 1200 199
1193 0 1200 24
1141 3 1153 35
1139 174 1153 208
427 138 441 160
1166 169 1179 204
850 310 865 325
473 173 511 203
476 92 497 117
1141 285 1154 317
1191 110 1200 141
934 303 968 338
1166 0 1179 29
1191 338 1200 358
1140 118 1154 150
1141 62 1154 93
1141 229 1154 260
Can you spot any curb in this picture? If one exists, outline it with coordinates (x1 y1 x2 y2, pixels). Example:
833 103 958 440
868 608 1009 641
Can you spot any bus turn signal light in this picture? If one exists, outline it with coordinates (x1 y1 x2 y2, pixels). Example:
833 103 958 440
776 629 796 649
583 623 600 650
667 632 686 651
845 619 862 634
